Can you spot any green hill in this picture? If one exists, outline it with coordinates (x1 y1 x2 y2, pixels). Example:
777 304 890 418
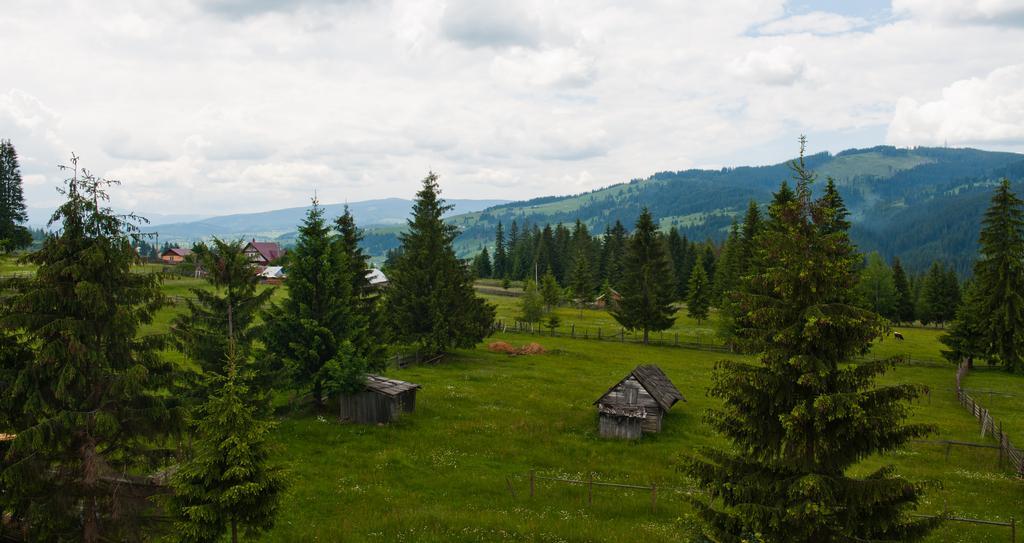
421 145 1022 276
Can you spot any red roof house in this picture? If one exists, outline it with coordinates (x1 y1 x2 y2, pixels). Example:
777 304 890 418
243 240 283 266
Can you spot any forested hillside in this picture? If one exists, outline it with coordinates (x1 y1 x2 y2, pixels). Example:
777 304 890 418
436 146 1023 275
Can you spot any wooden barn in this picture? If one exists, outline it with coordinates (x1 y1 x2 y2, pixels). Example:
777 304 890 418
339 375 421 424
594 365 685 439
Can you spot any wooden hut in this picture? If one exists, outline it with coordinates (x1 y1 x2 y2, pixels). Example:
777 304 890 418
594 365 685 439
339 375 421 424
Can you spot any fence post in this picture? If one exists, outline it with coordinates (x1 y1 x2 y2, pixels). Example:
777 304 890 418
571 324 575 338
597 327 601 340
651 483 657 513
1011 516 1015 543
588 473 593 505
530 470 535 498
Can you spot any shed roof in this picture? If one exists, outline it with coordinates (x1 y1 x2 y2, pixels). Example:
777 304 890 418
259 266 285 278
365 374 421 397
593 364 685 411
366 268 388 285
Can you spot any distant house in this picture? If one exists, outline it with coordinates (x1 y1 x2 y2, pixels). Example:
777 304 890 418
594 365 685 439
160 247 192 265
366 268 389 288
594 288 622 309
243 240 283 266
339 375 421 424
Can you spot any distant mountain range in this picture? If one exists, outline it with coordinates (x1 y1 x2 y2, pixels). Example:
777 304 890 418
430 145 1024 276
139 198 509 242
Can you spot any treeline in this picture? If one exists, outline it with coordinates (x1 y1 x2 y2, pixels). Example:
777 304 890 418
469 189 968 330
471 216 724 304
0 158 493 541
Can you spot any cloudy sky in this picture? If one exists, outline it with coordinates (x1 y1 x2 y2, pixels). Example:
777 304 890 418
2 0 1024 218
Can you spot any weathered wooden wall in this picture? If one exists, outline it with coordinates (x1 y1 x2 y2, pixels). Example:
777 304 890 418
599 414 642 440
603 376 664 433
340 391 400 424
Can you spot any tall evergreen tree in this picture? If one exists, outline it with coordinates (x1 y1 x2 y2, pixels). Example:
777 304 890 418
0 140 31 253
856 252 898 319
0 157 182 541
686 254 711 325
685 143 937 543
473 247 493 278
712 221 741 304
493 221 508 278
539 270 561 312
569 244 593 305
920 262 959 326
167 351 286 543
263 200 363 408
386 173 495 356
892 257 915 324
940 281 989 369
611 208 676 344
737 200 762 275
666 226 687 300
601 220 628 288
334 205 385 372
972 179 1024 373
173 238 273 377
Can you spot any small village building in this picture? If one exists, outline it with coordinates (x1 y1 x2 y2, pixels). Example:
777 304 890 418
339 375 421 424
593 288 622 309
258 265 286 284
366 268 389 288
594 365 684 439
243 240 283 266
160 247 192 265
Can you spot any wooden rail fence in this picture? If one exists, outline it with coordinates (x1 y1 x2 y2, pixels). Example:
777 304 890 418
492 319 731 352
955 362 1024 477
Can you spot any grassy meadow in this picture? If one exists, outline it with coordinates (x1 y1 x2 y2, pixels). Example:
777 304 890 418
3 258 1023 541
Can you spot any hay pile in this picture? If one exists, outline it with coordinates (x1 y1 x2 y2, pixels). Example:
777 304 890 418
487 341 546 355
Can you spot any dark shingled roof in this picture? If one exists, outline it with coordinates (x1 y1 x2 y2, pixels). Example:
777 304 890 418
593 364 685 411
365 375 421 397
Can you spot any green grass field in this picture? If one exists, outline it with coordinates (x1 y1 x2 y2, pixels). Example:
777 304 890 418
4 257 1022 541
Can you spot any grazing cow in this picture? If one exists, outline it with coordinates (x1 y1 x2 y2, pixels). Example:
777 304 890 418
894 331 905 341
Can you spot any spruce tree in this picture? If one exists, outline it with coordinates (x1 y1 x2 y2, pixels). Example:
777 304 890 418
173 238 273 378
0 157 181 541
263 200 363 409
611 208 676 344
493 221 508 278
892 257 915 324
856 252 898 319
666 227 687 300
569 245 593 304
0 140 31 253
473 247 493 278
712 221 741 305
167 351 286 543
940 281 989 369
686 254 711 325
972 179 1024 373
334 205 385 372
685 144 937 543
737 200 762 275
386 173 495 356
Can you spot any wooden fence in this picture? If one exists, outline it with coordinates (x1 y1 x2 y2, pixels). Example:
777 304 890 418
955 362 1024 477
492 319 731 352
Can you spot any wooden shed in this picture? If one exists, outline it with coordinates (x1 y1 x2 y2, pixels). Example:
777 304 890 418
594 365 685 439
339 375 421 424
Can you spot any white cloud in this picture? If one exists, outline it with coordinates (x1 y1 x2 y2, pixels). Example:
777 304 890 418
491 47 596 88
893 0 1024 25
887 64 1024 146
758 12 869 35
729 46 807 86
0 1 1023 217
